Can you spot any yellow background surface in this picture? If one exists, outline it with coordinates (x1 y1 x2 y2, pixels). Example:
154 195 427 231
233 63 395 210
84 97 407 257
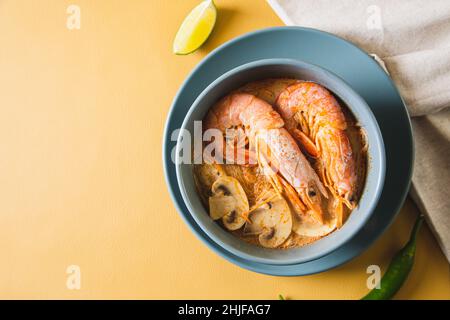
0 0 449 299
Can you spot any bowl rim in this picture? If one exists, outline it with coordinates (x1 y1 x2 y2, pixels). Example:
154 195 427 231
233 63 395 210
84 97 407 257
175 58 386 265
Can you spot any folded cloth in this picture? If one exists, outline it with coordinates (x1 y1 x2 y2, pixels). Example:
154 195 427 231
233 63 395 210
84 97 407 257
267 0 450 261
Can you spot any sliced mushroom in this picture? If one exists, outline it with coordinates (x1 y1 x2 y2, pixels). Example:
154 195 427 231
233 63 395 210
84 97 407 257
208 176 249 230
244 194 292 248
194 164 226 208
222 209 244 230
292 211 337 237
194 163 225 191
209 195 237 220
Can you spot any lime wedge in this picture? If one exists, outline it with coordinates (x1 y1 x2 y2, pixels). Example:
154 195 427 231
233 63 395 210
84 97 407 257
173 0 217 55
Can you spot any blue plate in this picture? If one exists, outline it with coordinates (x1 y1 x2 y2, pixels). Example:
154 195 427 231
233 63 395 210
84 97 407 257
163 27 413 276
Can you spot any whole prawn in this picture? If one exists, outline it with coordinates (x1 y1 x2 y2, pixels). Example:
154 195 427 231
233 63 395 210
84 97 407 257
276 82 357 226
204 92 327 223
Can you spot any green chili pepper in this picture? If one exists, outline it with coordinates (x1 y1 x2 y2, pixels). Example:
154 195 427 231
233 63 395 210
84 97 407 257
362 215 424 300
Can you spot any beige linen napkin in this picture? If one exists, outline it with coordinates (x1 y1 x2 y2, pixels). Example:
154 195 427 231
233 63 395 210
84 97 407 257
268 0 450 261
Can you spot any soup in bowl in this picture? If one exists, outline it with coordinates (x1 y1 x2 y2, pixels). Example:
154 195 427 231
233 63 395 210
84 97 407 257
175 59 385 265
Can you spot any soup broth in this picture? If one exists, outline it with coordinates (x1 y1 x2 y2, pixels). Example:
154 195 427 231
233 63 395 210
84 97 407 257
193 78 367 249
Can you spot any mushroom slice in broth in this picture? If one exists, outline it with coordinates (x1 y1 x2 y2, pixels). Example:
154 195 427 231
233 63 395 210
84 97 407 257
244 194 292 248
209 176 249 230
292 212 337 237
209 195 237 220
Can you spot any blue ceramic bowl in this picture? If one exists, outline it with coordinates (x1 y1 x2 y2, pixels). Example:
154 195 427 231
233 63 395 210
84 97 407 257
175 59 385 265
